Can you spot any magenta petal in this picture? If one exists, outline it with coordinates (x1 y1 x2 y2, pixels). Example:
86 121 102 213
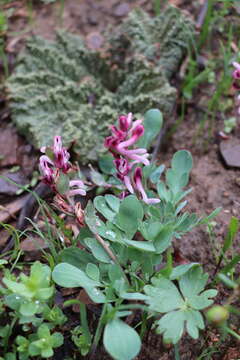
124 175 134 193
67 189 87 197
145 198 160 204
69 179 85 188
233 61 240 70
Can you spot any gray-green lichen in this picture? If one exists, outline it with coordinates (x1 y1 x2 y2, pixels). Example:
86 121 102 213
7 6 194 163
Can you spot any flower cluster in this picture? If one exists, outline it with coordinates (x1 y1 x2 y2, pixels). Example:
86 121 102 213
105 113 160 204
39 136 86 198
232 62 240 115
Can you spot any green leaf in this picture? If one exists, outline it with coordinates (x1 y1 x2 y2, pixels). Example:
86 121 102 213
221 254 240 275
105 195 120 213
59 247 96 271
108 264 124 283
52 263 101 288
90 167 107 186
149 164 165 184
222 216 239 253
187 289 217 310
179 267 208 298
84 287 106 303
84 237 112 263
144 277 184 312
94 196 116 221
157 181 170 202
138 109 163 149
84 201 101 233
199 207 221 224
86 263 100 281
120 292 149 301
123 239 156 252
55 172 70 195
98 155 115 174
51 332 64 348
170 263 199 280
217 273 237 289
115 195 143 237
156 310 185 344
20 301 39 316
4 294 23 310
153 226 173 253
103 319 141 360
185 309 204 339
171 150 193 175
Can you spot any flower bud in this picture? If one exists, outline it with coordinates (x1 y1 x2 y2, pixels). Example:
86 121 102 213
206 305 229 325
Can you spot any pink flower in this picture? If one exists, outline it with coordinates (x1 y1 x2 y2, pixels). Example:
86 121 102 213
66 180 86 197
133 167 160 204
53 136 70 171
114 158 134 193
39 155 54 185
104 113 149 166
119 113 132 132
39 136 86 198
233 62 240 80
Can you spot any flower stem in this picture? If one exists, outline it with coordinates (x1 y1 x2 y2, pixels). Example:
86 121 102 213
94 232 129 285
174 343 181 360
226 326 240 341
89 303 107 359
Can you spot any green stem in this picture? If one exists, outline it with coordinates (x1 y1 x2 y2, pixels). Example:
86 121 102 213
226 327 240 341
174 343 181 360
94 232 129 286
4 317 17 353
90 303 107 359
140 311 148 339
80 303 91 344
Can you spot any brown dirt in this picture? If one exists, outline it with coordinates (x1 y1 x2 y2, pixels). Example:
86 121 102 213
1 0 240 359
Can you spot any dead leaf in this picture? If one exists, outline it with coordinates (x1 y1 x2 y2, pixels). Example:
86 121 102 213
0 194 28 223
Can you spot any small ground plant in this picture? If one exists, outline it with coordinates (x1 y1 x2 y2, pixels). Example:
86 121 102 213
0 109 224 359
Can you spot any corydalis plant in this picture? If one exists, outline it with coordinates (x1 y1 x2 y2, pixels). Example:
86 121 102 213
39 136 86 225
105 113 160 204
39 136 86 197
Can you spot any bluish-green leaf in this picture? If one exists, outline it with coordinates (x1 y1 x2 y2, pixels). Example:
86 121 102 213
171 150 193 175
138 109 163 149
94 196 116 221
144 277 184 312
156 310 185 344
103 319 141 360
59 247 96 270
86 263 100 281
84 237 112 263
149 164 165 184
179 267 208 298
222 216 239 253
52 263 101 288
55 172 69 195
105 195 120 213
98 155 115 175
115 195 143 237
153 226 173 253
170 263 199 280
123 239 156 252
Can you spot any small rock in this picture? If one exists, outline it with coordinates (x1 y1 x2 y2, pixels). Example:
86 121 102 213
113 3 130 17
86 32 104 50
220 138 240 168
